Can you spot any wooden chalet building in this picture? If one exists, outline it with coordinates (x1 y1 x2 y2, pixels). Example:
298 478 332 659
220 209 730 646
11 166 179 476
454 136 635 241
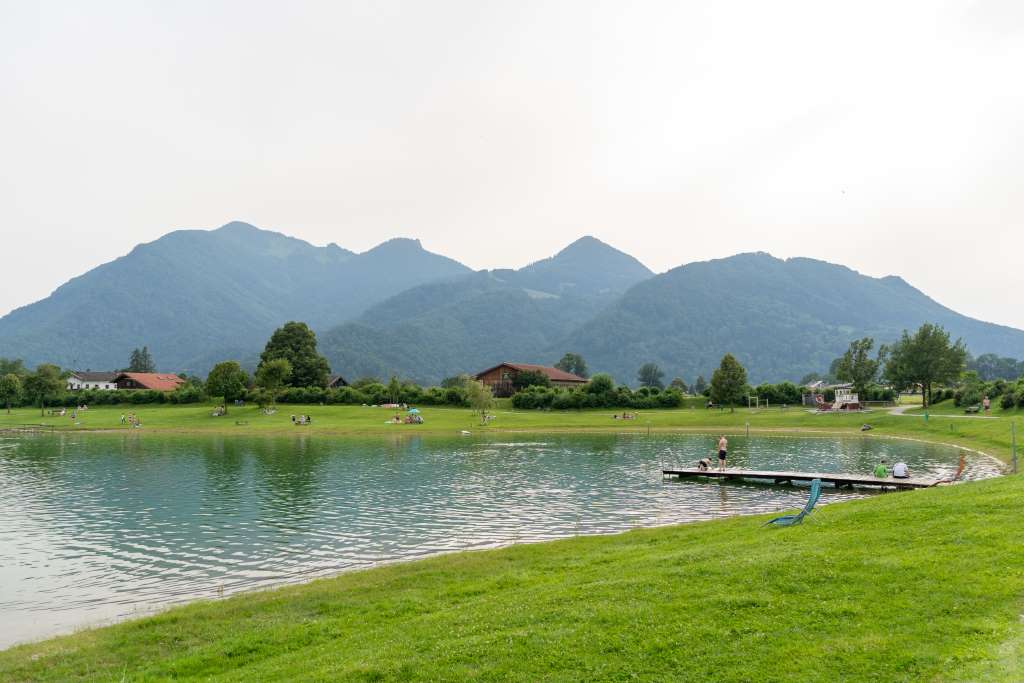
475 362 587 397
114 372 185 391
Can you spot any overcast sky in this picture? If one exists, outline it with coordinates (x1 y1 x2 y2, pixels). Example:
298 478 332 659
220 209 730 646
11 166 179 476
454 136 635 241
2 1 1022 330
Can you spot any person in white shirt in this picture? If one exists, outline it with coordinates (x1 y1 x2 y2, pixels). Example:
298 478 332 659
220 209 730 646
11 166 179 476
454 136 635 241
892 461 910 479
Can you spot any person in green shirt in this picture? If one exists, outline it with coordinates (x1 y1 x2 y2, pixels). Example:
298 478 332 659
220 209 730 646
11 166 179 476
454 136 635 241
873 459 889 478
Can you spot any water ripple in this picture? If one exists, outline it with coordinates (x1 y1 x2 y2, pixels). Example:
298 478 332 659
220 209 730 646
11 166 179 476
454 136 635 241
0 431 1000 647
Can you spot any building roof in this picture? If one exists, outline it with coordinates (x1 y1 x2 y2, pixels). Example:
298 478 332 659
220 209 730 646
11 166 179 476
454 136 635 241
114 372 185 391
327 374 348 388
71 371 118 382
475 362 588 383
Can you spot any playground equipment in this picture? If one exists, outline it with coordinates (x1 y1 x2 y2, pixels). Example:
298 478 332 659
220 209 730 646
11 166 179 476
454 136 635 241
832 388 862 411
810 388 863 412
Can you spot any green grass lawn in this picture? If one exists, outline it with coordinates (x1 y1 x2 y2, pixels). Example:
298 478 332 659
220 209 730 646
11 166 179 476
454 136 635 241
2 401 1020 462
2 473 1021 681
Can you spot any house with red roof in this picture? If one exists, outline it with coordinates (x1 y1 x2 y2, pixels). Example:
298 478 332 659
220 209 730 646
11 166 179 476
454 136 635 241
114 372 185 392
475 362 587 397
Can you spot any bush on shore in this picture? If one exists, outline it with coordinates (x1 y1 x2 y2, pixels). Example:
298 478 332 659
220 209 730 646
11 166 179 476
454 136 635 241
511 376 684 410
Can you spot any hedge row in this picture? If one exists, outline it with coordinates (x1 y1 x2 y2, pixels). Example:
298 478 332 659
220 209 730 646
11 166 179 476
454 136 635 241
511 385 685 410
14 383 470 409
260 383 468 407
23 387 207 408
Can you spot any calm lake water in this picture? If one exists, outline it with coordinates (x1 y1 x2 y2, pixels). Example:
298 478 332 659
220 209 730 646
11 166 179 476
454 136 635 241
0 431 1000 648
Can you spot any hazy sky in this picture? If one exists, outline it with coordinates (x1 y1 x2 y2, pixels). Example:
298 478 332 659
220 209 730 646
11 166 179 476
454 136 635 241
2 1 1023 329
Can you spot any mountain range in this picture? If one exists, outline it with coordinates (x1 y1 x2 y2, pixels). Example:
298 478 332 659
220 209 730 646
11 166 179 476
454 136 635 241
1 221 1022 385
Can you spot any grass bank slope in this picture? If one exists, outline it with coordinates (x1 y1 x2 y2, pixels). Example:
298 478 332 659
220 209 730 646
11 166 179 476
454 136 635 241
2 475 1022 682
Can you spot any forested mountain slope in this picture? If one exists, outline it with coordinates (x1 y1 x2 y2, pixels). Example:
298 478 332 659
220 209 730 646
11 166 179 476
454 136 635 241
562 252 1024 384
0 222 470 372
318 237 653 383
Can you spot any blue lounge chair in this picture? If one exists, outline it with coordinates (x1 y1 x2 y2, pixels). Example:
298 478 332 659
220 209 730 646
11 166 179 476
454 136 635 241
765 478 822 527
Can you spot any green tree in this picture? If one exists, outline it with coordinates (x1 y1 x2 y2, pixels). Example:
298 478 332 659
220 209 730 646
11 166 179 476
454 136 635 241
637 363 664 389
710 354 748 411
694 375 707 395
177 373 206 391
669 377 687 393
440 374 471 389
0 373 22 413
22 364 63 416
884 323 967 407
968 353 1021 381
255 358 292 407
386 375 402 403
835 337 885 398
251 388 272 411
555 353 588 378
127 346 156 373
513 370 551 390
463 378 494 425
585 373 615 394
206 361 249 414
258 322 331 388
0 358 27 377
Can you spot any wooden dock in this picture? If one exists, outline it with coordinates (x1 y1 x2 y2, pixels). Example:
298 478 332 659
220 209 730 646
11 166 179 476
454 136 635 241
662 468 937 490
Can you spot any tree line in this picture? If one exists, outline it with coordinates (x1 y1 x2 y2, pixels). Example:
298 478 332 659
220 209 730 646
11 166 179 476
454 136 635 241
1 321 1020 414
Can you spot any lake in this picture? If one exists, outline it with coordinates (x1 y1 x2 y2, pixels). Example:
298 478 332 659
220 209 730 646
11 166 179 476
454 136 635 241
0 431 1000 648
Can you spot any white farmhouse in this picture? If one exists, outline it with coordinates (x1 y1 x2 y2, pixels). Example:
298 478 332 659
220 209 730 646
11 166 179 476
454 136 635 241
67 371 119 391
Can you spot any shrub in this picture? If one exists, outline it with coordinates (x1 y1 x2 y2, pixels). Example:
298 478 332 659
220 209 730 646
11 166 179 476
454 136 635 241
754 382 803 405
551 391 580 410
512 370 551 390
170 386 205 404
658 389 684 407
443 387 467 406
511 386 556 409
586 374 614 395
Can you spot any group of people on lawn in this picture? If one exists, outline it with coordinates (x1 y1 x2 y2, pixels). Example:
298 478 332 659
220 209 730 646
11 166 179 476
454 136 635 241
119 413 142 428
55 404 89 419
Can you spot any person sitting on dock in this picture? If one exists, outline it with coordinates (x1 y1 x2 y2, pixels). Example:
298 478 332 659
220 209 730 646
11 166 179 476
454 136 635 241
892 461 910 479
873 458 889 478
717 435 728 471
697 457 712 471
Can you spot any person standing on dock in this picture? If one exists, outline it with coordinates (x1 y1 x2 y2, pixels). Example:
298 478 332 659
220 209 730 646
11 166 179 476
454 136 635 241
717 435 728 471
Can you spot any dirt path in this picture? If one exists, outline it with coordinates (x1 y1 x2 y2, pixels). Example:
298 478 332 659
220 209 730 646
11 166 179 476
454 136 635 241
887 404 999 419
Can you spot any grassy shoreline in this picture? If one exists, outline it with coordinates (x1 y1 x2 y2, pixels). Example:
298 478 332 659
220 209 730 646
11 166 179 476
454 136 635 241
1 403 1021 679
2 401 1019 463
1 473 1021 681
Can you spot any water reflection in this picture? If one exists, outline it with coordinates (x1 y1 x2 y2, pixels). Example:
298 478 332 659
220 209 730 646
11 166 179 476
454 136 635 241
0 432 1001 648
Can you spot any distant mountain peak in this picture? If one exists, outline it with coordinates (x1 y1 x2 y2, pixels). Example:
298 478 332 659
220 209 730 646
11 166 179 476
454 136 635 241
554 235 604 254
552 235 640 262
215 220 262 233
362 237 424 255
